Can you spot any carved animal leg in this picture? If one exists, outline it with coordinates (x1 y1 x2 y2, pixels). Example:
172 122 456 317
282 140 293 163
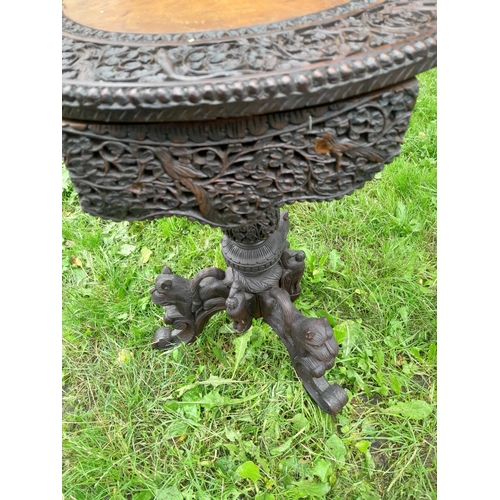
259 287 348 415
150 209 348 415
222 209 347 414
150 266 232 350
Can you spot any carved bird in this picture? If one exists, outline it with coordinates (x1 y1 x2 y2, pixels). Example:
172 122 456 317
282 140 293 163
154 147 207 181
153 147 229 225
314 132 383 172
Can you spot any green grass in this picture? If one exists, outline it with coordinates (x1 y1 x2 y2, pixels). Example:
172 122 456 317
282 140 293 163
62 69 437 500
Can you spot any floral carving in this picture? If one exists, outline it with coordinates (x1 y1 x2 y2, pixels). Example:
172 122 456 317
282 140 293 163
63 79 418 229
61 0 436 122
63 0 435 83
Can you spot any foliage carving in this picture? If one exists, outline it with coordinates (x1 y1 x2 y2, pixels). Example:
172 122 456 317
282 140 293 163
63 79 418 230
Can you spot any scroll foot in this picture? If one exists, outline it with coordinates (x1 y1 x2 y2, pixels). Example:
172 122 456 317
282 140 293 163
152 327 176 350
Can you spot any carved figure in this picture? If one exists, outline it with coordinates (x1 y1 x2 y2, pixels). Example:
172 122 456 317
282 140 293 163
280 249 306 299
269 287 338 378
150 266 228 348
225 280 256 333
150 266 226 320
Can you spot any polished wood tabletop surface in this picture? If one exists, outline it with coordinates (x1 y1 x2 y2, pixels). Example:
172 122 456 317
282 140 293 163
63 0 354 33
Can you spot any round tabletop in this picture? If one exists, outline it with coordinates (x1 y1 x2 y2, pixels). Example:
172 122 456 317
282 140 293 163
62 0 437 123
63 0 352 33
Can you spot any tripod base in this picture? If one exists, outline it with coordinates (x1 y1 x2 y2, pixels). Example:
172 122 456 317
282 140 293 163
150 211 348 415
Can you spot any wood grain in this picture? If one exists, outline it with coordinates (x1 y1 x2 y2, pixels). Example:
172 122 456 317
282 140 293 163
62 0 352 33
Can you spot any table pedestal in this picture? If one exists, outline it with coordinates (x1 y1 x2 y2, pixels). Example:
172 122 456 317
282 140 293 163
150 208 348 414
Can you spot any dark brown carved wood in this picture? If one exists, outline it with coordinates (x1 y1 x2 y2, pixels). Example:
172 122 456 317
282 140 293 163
62 0 437 416
63 79 419 230
62 0 436 122
150 210 349 413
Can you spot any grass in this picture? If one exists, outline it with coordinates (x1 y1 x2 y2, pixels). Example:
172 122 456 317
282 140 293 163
62 68 437 500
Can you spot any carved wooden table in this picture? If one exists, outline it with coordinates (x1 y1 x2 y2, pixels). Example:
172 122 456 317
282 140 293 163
62 0 437 415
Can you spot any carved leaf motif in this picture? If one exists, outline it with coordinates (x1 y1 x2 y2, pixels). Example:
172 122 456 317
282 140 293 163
62 0 435 132
63 80 418 228
100 142 126 162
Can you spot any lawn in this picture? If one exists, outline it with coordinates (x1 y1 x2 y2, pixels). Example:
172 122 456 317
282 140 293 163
62 68 437 500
